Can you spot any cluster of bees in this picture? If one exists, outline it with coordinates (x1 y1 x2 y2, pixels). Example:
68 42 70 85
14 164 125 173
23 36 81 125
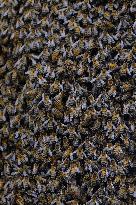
0 0 136 204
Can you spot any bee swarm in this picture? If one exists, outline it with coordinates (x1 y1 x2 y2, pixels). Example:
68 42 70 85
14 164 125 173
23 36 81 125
0 0 136 204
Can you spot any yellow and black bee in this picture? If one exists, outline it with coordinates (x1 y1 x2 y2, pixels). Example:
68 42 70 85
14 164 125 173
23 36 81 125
53 92 63 111
16 194 24 205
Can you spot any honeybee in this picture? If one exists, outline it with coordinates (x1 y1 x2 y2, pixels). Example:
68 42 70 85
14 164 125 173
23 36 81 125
108 85 116 97
63 146 72 159
113 143 123 155
42 3 49 13
74 26 81 35
118 186 127 199
51 49 60 62
112 111 120 122
117 122 127 134
0 179 4 190
50 80 60 94
32 163 39 175
92 59 100 69
52 107 63 120
0 109 6 123
49 165 56 179
11 115 20 128
108 62 117 70
11 70 17 81
73 47 80 57
122 82 131 91
16 194 24 205
2 124 9 137
91 172 98 186
100 167 108 180
25 69 35 81
4 162 10 175
53 92 63 110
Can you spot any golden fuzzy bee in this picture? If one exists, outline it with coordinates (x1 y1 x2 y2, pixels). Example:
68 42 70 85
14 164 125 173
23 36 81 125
92 59 100 69
11 115 20 128
100 167 108 179
52 107 63 120
11 70 17 81
120 64 128 75
50 80 60 94
0 179 4 190
51 50 60 61
108 62 117 70
112 112 120 122
63 146 72 159
73 47 80 57
2 124 9 137
4 162 10 175
16 194 24 205
91 172 98 186
74 26 81 35
83 14 88 26
117 122 127 134
53 93 63 111
42 3 49 13
0 110 6 123
118 186 127 199
32 163 39 175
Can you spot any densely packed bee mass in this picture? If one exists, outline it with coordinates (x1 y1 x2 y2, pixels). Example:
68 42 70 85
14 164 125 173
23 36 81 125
0 0 136 204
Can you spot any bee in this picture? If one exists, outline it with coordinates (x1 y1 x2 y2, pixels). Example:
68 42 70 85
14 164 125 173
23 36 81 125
112 112 120 123
91 172 98 186
53 92 63 111
50 80 60 95
19 27 27 39
32 163 39 175
42 3 49 13
0 98 5 110
78 38 84 50
99 152 108 166
11 70 17 81
112 10 119 20
51 50 60 61
118 186 127 199
63 146 72 159
16 194 24 205
82 14 88 26
2 124 9 137
0 109 6 123
74 26 81 35
23 8 33 20
4 162 10 175
92 59 100 69
108 62 117 70
11 115 20 128
25 69 35 81
47 119 54 131
114 175 121 185
22 177 30 189
52 107 63 120
100 167 108 180
0 179 4 190
81 97 87 111
117 122 127 134
122 82 131 92
101 107 108 117
73 47 80 57
128 184 135 196
63 111 70 124
108 85 116 97
16 18 24 29
16 153 23 166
